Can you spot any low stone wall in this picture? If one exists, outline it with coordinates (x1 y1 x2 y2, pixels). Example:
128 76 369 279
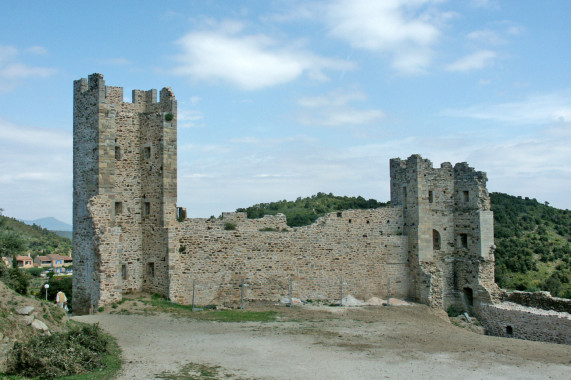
168 208 409 305
478 302 571 345
501 290 571 313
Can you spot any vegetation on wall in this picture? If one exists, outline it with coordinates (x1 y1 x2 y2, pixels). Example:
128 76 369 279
237 192 387 227
237 192 571 298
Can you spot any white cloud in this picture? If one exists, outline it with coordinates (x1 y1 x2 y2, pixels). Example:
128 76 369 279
0 119 72 222
467 29 506 45
0 44 56 92
445 50 496 72
173 21 354 90
178 108 204 128
324 0 443 74
441 91 571 124
297 90 385 127
26 46 47 55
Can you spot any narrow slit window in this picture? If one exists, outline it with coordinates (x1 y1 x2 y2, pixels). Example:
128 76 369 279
143 146 151 160
115 202 122 216
147 262 154 278
433 229 441 250
463 190 469 203
143 202 151 217
121 264 127 280
403 187 408 208
115 146 121 160
459 233 468 249
428 190 433 203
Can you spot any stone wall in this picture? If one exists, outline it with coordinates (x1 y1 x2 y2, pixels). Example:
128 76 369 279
73 74 177 314
501 291 571 313
168 209 408 306
478 302 571 344
389 155 497 311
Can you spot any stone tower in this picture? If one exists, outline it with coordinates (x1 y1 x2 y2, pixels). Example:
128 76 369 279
73 73 177 315
390 155 497 310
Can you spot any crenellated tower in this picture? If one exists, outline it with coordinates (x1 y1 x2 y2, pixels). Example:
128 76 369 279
390 155 498 310
73 73 177 315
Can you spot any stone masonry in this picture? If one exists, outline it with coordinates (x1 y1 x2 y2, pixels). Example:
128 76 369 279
73 74 498 316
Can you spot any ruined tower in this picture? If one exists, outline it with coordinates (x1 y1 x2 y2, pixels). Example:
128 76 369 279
73 73 177 315
390 155 497 310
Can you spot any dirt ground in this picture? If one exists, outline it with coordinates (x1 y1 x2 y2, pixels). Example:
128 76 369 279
74 300 571 380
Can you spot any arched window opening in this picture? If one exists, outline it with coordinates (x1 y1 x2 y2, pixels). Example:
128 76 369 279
463 287 474 307
433 229 441 251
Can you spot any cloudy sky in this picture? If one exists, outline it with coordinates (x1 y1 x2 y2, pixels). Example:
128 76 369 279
1 0 570 225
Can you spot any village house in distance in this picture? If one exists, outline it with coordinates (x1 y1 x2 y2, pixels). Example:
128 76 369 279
73 74 570 344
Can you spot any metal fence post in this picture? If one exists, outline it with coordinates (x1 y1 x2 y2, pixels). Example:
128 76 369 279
192 279 196 311
387 278 391 306
240 278 245 309
339 276 343 306
288 278 293 307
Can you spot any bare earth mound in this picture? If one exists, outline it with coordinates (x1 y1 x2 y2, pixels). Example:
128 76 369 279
74 301 571 379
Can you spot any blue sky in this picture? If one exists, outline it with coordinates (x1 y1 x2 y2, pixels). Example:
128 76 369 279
1 0 570 225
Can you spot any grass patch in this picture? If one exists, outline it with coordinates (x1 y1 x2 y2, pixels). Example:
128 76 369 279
144 294 277 322
156 362 260 379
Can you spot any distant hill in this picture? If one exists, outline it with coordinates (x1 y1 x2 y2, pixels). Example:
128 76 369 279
1 215 72 257
22 217 72 232
52 230 73 240
237 192 571 298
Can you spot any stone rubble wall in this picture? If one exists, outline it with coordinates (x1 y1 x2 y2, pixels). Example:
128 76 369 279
501 291 571 313
478 302 571 345
168 208 409 306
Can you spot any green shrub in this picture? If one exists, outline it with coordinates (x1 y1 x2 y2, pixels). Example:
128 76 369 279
26 266 43 277
164 112 174 121
6 323 112 379
224 222 236 231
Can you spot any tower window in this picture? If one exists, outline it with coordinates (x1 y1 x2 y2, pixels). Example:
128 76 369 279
459 233 468 249
147 262 154 278
115 146 121 160
433 229 441 250
143 202 151 217
428 190 433 203
403 187 407 208
463 190 469 203
122 264 127 280
143 146 151 160
115 202 122 216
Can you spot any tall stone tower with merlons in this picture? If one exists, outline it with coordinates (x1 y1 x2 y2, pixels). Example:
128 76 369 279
72 73 177 315
390 155 498 311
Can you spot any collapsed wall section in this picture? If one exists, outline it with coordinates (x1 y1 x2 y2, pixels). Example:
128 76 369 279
167 209 408 305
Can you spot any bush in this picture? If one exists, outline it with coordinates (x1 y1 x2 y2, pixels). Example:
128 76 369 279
26 266 43 277
7 322 112 379
164 112 174 121
224 222 236 231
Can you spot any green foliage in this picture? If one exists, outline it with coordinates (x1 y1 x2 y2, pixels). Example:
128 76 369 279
224 222 237 231
0 212 71 257
6 322 115 379
0 262 30 295
237 192 387 227
40 275 73 310
26 267 43 277
165 112 174 121
491 193 571 297
8 268 29 295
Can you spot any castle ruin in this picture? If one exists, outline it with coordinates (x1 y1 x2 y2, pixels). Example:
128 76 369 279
73 74 570 344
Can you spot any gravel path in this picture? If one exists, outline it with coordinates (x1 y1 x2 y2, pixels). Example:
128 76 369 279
74 305 571 380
